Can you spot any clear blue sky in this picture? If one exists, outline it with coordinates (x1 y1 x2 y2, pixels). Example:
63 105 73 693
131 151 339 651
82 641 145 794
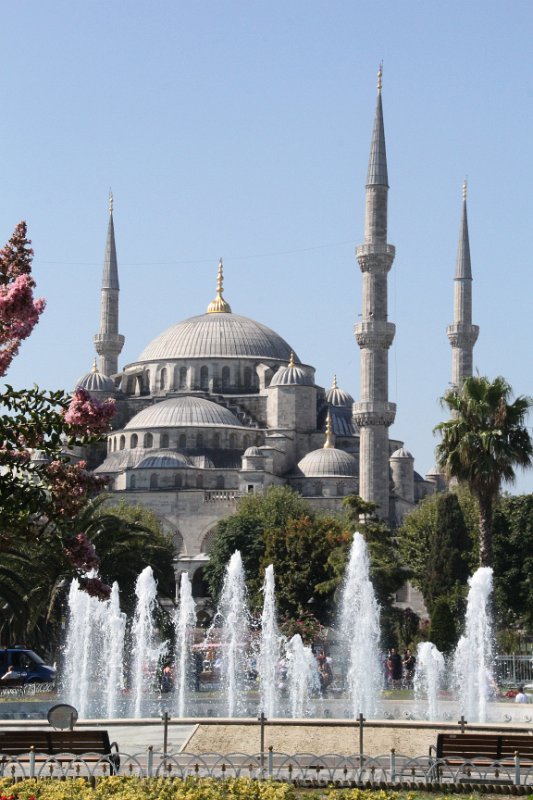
2 1 533 492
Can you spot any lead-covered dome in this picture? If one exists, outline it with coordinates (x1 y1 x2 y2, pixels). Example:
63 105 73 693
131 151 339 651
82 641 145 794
76 362 115 394
326 375 354 408
297 447 357 477
270 353 314 387
136 451 191 469
137 313 298 363
125 396 243 429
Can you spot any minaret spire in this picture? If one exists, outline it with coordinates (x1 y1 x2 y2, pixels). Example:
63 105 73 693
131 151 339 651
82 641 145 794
353 66 396 519
94 191 125 376
447 181 479 385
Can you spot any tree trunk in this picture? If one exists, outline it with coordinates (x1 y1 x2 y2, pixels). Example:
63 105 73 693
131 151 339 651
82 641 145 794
477 494 493 567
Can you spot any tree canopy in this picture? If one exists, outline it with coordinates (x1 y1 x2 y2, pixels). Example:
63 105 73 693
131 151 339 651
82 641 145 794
434 375 533 566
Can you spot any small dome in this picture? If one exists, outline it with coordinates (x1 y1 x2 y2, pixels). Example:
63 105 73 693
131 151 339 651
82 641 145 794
76 363 115 394
297 447 357 477
325 375 354 407
390 447 414 460
270 354 314 387
136 451 191 469
426 464 443 476
125 396 243 430
244 446 262 457
319 404 358 437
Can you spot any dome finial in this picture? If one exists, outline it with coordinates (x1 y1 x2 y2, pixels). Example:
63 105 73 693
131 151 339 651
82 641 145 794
207 257 232 314
92 357 99 373
288 351 295 368
331 374 338 389
109 189 113 216
462 178 467 201
377 61 383 94
324 410 334 449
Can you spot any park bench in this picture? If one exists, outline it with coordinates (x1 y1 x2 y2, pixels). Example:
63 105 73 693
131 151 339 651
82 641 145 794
0 729 120 774
430 732 533 783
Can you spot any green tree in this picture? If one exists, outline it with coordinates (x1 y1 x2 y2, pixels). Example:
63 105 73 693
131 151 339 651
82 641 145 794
429 597 457 653
204 486 310 603
493 494 533 633
397 489 475 613
434 375 533 566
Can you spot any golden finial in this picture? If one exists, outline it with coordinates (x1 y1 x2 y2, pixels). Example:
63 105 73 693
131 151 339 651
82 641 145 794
92 357 99 373
207 257 232 314
324 410 334 449
462 179 467 201
331 374 338 390
109 189 113 215
288 351 295 369
377 61 383 93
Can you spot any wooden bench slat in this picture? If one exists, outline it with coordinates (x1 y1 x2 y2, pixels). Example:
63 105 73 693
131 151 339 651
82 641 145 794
0 729 119 772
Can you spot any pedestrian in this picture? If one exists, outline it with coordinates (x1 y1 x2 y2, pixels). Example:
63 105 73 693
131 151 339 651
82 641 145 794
160 663 173 694
402 649 416 688
515 686 529 704
387 648 403 688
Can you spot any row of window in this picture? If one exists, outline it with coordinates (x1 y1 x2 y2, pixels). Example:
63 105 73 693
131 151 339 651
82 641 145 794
110 430 259 453
126 365 259 394
129 473 227 490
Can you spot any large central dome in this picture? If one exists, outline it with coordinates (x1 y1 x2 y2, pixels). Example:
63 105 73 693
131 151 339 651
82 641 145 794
138 312 298 363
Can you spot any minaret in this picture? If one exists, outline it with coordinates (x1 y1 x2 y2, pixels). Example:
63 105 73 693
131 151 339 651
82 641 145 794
446 181 479 385
353 65 396 519
94 192 124 376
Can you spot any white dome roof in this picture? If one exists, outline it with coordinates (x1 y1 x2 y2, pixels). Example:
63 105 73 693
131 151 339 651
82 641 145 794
297 447 357 477
270 363 314 387
76 369 115 394
325 375 354 407
125 396 243 430
244 446 262 457
137 313 298 363
136 450 191 469
390 447 414 460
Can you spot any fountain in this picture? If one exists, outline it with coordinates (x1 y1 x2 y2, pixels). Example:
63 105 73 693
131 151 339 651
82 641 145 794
173 572 197 717
338 532 382 718
258 565 281 718
53 545 531 727
453 566 495 723
414 641 445 720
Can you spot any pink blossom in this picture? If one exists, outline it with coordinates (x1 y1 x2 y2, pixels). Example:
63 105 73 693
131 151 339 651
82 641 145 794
64 532 100 570
64 388 115 436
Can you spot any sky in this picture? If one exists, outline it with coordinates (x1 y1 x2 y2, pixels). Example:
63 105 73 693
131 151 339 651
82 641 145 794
2 1 533 493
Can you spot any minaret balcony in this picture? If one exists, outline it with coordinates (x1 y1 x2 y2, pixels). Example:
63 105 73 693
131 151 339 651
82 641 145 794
353 401 396 428
356 243 395 273
446 323 479 348
354 321 395 349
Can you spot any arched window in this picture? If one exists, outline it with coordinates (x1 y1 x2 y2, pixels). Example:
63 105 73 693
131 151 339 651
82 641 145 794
196 432 204 448
212 433 220 449
196 473 203 488
159 368 167 390
229 433 236 449
119 435 126 451
243 367 252 388
130 474 136 489
243 435 249 449
336 482 345 497
191 567 209 598
179 366 187 389
130 433 138 448
174 473 182 488
144 432 153 448
200 366 209 390
201 529 217 554
150 473 158 489
112 438 117 452
160 433 169 448
216 475 225 489
179 433 187 449
222 366 230 389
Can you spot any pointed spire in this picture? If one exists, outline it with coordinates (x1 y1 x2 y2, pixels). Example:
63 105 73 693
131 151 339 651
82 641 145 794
331 374 338 390
323 411 335 449
207 257 232 314
102 190 119 290
455 180 472 280
366 62 388 187
92 357 98 373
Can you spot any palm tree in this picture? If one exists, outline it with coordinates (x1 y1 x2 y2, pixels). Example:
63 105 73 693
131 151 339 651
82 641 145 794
434 375 533 567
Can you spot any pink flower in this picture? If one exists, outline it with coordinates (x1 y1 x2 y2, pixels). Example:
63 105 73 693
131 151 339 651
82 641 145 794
64 532 100 570
78 576 112 601
64 388 115 436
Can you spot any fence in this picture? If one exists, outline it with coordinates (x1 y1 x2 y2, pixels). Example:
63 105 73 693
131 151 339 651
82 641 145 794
1 748 533 788
495 656 533 687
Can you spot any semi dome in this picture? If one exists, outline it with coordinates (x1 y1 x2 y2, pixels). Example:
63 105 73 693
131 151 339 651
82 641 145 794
325 375 354 407
137 313 298 363
297 447 357 477
270 353 314 387
390 447 414 459
125 396 243 429
136 451 191 469
244 446 262 457
76 363 115 394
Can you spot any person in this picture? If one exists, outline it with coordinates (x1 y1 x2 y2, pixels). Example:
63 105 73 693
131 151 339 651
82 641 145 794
193 651 203 692
0 665 21 682
387 648 403 688
402 649 416 688
515 686 529 704
160 663 173 694
317 654 333 696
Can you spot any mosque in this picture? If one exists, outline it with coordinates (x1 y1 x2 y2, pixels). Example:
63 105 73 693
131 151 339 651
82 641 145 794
76 69 477 606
